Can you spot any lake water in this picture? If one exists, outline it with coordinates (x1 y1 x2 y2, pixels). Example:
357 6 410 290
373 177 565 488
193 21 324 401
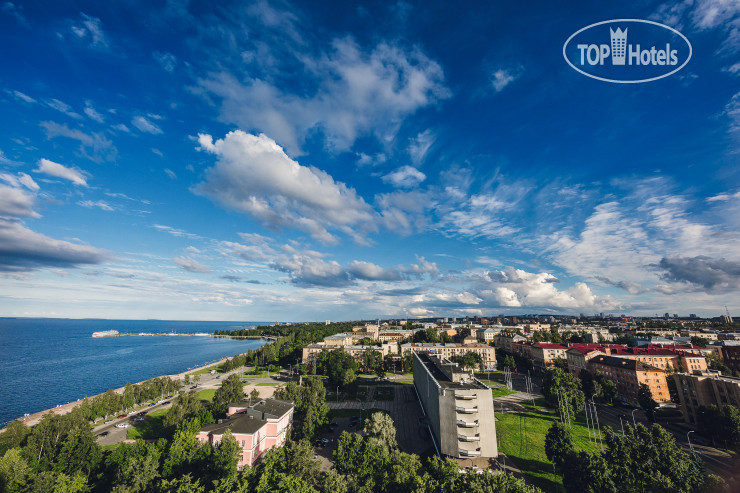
0 318 268 426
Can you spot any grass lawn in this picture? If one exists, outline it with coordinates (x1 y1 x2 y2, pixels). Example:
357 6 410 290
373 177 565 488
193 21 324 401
491 386 517 398
189 364 224 375
256 382 279 386
126 408 170 440
197 389 217 402
497 408 604 492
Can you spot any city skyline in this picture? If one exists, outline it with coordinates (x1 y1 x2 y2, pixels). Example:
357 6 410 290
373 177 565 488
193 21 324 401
1 1 739 321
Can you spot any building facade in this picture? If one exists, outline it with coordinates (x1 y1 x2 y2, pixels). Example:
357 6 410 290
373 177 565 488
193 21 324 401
401 343 496 370
412 352 497 463
197 399 294 468
673 372 740 424
588 355 669 404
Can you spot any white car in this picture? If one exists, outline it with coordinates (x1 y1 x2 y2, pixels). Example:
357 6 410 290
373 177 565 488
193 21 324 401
115 423 129 428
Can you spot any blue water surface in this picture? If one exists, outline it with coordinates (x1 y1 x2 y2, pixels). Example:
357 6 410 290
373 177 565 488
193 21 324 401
0 318 267 425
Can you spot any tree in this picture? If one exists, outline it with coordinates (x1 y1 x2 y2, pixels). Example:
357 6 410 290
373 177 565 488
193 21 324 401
560 451 615 493
0 421 29 456
697 405 740 449
595 372 617 403
691 336 710 348
53 472 89 493
250 388 261 401
211 374 245 416
638 384 657 423
363 412 397 451
163 391 203 431
0 448 30 493
544 422 574 470
158 473 206 493
503 354 516 370
541 368 585 421
210 429 240 482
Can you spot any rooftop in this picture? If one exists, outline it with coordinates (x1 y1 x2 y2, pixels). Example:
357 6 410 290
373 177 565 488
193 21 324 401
415 352 486 390
590 355 663 372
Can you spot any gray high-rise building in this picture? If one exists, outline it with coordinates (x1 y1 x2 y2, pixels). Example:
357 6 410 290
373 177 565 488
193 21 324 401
413 352 498 464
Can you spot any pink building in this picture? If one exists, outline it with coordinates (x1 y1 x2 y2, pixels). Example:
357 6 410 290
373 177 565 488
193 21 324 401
196 399 294 468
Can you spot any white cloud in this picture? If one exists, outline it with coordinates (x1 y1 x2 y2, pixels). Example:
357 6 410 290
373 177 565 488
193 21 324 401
131 116 163 134
0 217 109 272
11 90 35 103
400 255 439 278
152 224 202 240
46 98 82 119
0 172 39 192
194 131 377 244
356 152 387 167
272 254 350 287
0 183 38 218
200 38 449 154
84 102 104 123
382 165 426 188
70 13 108 48
112 123 130 133
153 51 177 72
77 200 113 211
408 129 435 165
34 158 89 186
491 67 523 92
40 121 117 163
173 256 212 273
164 168 176 179
347 260 403 281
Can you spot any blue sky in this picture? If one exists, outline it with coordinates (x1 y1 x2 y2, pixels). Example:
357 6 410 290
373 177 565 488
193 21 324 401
0 0 739 321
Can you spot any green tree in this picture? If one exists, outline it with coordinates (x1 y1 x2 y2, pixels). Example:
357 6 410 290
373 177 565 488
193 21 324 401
250 388 261 401
503 354 516 370
53 472 89 493
211 374 245 416
560 450 615 493
638 383 657 423
210 429 240 482
697 405 740 449
158 473 206 493
162 419 201 478
0 448 30 493
691 336 710 347
0 421 29 456
544 422 574 470
542 368 585 421
363 412 397 451
163 391 203 431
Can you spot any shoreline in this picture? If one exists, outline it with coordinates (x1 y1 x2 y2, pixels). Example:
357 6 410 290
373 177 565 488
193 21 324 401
5 354 242 429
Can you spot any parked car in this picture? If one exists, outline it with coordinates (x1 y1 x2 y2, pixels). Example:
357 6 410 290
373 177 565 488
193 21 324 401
117 414 127 419
98 431 109 437
163 401 171 405
148 403 156 407
115 423 129 428
104 420 114 424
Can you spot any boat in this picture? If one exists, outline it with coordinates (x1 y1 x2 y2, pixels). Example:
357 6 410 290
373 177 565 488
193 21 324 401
92 330 119 338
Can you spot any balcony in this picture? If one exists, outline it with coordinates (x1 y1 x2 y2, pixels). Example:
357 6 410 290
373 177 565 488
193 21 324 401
458 448 481 457
457 419 478 428
456 406 478 414
455 394 476 400
458 434 480 442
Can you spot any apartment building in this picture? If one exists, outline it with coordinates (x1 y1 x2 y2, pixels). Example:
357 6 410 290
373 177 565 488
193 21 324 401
412 352 497 464
528 343 569 369
197 398 294 468
301 342 397 367
401 343 497 370
588 355 669 404
673 372 740 424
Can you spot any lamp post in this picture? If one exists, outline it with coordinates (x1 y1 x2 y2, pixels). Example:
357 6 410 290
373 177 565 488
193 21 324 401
631 409 638 428
337 386 340 403
687 430 695 453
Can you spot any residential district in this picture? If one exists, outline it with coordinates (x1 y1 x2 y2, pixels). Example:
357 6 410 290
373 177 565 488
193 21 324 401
1 313 740 492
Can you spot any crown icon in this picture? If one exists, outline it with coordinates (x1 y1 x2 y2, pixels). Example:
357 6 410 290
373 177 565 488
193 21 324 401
610 27 627 65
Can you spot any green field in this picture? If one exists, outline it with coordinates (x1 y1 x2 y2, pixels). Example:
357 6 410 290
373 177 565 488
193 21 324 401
490 386 516 398
497 408 604 492
197 389 217 402
189 364 224 375
126 408 170 440
256 382 279 386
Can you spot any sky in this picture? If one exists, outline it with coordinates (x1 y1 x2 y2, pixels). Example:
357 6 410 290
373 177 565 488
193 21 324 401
0 0 739 321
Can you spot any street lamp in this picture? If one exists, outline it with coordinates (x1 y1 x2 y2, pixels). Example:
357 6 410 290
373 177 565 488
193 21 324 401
687 430 695 453
337 385 340 403
631 409 638 428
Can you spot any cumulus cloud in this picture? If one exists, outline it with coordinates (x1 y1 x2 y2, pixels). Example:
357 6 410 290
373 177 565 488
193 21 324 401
34 158 89 186
40 121 117 163
194 131 377 244
199 38 449 154
658 256 740 292
382 165 426 188
132 116 163 134
0 172 39 192
0 183 38 218
0 217 109 272
272 255 350 287
173 256 212 273
347 260 403 281
400 255 439 278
